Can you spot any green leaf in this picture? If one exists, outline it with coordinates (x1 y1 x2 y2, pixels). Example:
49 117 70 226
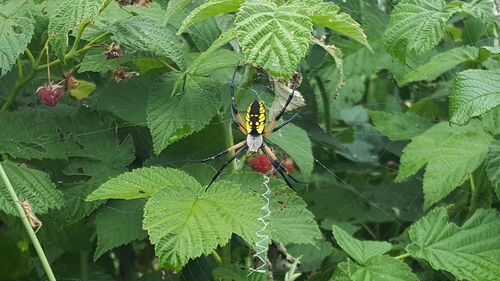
48 0 101 58
234 0 312 77
348 255 419 281
143 180 262 271
401 46 479 85
213 265 267 281
111 16 185 70
69 80 96 100
406 207 500 281
268 124 313 178
382 0 454 62
79 50 125 73
449 69 500 126
332 225 391 264
309 2 370 50
462 0 496 24
147 73 221 154
368 110 434 141
94 199 148 260
86 166 200 201
486 140 500 198
177 0 243 34
0 161 62 216
396 122 492 208
0 5 34 76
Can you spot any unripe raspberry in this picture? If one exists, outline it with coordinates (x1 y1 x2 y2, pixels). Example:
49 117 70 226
250 154 272 173
36 83 64 106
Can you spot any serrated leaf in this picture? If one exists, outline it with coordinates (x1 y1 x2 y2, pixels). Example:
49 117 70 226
0 161 62 216
213 265 267 281
48 0 101 58
462 0 496 24
143 180 262 271
309 2 370 50
396 122 492 208
382 0 454 62
486 140 500 198
235 0 312 77
111 16 185 70
86 166 200 200
368 110 434 141
332 225 391 264
0 6 34 76
268 124 313 179
177 0 243 34
406 207 500 281
347 255 419 281
79 50 125 73
94 199 148 260
449 69 500 126
401 46 479 85
147 73 220 154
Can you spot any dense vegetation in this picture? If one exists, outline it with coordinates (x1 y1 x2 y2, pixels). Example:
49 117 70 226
0 0 499 280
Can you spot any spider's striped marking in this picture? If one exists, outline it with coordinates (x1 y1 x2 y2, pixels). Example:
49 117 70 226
246 100 266 135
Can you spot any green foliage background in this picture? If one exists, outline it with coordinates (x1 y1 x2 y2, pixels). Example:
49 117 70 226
0 0 499 280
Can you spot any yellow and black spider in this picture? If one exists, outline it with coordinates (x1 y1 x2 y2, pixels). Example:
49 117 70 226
202 65 303 191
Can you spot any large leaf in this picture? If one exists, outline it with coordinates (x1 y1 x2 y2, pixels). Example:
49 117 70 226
396 122 492 208
86 166 200 200
401 46 479 85
382 0 455 62
332 225 391 264
368 110 434 141
0 161 62 216
462 0 496 24
309 2 370 50
485 140 500 198
234 0 312 77
111 16 185 70
0 2 34 77
347 255 419 281
143 180 262 271
268 124 313 179
406 207 500 281
449 69 500 126
147 73 221 154
94 199 148 260
177 0 244 34
48 0 101 58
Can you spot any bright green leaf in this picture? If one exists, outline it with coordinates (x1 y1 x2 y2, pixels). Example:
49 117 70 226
235 0 312 77
143 181 262 271
268 124 313 179
94 199 148 260
348 255 419 281
0 161 62 216
396 122 492 208
177 0 244 34
401 46 479 85
147 73 221 154
486 140 500 198
382 0 454 62
368 110 434 141
449 69 500 125
111 16 185 70
48 0 101 58
86 166 200 200
0 4 34 76
332 225 391 264
70 80 96 100
406 207 500 281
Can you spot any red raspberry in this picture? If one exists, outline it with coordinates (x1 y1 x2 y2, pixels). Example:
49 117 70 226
37 83 64 106
250 154 272 173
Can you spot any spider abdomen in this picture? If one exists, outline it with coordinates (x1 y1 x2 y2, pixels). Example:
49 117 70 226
246 100 266 135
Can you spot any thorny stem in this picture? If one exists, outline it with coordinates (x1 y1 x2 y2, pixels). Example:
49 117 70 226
394 253 411 260
0 163 57 281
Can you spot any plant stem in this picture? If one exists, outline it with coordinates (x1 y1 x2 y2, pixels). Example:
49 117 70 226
394 253 410 260
78 32 111 53
16 58 23 80
0 163 57 281
468 172 478 217
65 20 91 60
211 250 223 265
0 68 36 112
315 76 331 132
361 223 376 240
25 49 36 68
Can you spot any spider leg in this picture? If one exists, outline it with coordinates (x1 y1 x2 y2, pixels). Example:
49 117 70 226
205 145 248 191
264 113 298 137
229 63 247 135
200 140 246 163
264 84 297 134
261 144 299 192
